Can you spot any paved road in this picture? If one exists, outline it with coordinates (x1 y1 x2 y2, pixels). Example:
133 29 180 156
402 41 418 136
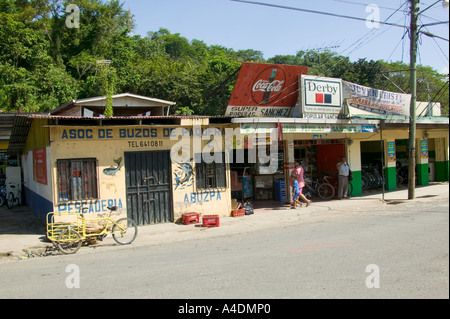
0 195 448 301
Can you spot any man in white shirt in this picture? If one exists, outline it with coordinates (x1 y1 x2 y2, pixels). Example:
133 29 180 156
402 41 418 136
336 156 350 199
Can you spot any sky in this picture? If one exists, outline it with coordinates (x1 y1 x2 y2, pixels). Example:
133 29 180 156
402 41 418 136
121 0 449 75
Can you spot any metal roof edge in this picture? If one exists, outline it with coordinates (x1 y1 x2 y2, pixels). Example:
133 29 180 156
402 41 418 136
27 114 215 120
73 93 176 106
231 117 381 125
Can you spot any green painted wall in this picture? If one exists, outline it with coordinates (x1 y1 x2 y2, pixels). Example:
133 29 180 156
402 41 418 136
435 161 449 181
385 166 397 191
417 163 429 186
351 170 362 196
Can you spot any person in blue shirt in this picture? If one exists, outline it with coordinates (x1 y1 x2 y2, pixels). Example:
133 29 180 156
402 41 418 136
291 174 301 208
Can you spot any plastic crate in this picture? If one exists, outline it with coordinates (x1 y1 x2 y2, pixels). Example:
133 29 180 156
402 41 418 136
274 180 286 202
231 209 245 217
202 215 220 227
181 212 200 225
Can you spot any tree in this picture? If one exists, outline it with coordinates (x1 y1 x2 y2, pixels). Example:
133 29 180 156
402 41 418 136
0 1 447 118
236 49 264 62
98 63 115 117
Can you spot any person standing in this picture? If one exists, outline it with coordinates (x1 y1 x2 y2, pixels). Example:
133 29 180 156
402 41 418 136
290 161 311 207
336 156 350 199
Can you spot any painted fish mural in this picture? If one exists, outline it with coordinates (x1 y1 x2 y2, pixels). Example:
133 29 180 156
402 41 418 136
103 157 122 176
174 159 194 190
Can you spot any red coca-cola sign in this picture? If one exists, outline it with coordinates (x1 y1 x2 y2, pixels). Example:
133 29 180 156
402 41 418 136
251 66 286 105
226 63 308 117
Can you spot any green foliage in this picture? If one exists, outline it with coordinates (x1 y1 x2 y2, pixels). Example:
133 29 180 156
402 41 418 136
0 0 448 118
100 64 115 118
175 106 195 116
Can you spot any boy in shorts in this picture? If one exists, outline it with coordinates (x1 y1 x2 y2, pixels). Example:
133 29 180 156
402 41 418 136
291 174 301 209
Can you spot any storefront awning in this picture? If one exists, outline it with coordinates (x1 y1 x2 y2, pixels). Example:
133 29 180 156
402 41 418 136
281 123 378 134
6 115 32 156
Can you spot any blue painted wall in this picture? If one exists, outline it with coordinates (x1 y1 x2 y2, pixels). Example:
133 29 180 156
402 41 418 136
24 187 53 222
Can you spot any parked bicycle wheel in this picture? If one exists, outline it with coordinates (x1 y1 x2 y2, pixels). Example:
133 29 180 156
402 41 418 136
318 183 334 200
303 187 313 199
396 174 403 185
0 194 5 207
112 218 138 245
7 192 14 209
57 228 82 254
348 182 353 197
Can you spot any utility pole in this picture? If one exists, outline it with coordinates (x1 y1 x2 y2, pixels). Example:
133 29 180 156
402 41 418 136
408 0 418 200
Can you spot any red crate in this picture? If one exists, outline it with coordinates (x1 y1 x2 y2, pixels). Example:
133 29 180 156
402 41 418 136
181 212 199 225
231 209 245 217
202 215 220 227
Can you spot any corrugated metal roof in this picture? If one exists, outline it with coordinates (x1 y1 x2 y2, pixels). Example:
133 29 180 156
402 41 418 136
7 115 32 156
48 93 177 115
27 114 222 120
73 93 176 106
0 114 16 141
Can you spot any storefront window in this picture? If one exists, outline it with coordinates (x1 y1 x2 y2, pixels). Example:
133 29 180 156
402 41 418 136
57 158 98 202
195 153 226 189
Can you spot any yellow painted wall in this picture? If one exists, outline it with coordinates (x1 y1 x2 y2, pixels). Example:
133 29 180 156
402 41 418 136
24 118 50 153
0 141 8 150
49 125 232 222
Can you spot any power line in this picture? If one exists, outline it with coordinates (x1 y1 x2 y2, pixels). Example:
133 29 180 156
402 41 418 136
251 1 411 105
387 29 409 62
230 0 409 28
419 30 449 42
418 79 449 116
343 1 409 57
421 20 449 26
229 0 446 107
419 17 449 64
346 16 407 56
328 0 404 12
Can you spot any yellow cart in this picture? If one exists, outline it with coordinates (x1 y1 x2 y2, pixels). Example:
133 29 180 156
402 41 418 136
46 206 138 254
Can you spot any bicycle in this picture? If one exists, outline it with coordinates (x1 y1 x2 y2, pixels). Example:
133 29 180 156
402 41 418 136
0 185 6 207
303 177 336 201
6 182 22 209
361 164 384 190
318 176 336 200
321 175 353 200
47 206 138 254
303 178 321 199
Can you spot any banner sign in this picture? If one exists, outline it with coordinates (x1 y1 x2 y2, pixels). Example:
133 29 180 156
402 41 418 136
387 142 396 162
240 123 276 134
300 75 343 114
33 148 47 185
282 124 378 134
225 63 308 117
343 81 411 116
421 140 428 159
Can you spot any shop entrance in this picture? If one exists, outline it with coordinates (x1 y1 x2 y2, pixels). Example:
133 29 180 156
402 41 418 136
395 139 410 185
294 141 346 181
315 144 346 178
229 142 285 208
124 151 173 225
396 138 435 184
229 139 348 209
360 141 385 190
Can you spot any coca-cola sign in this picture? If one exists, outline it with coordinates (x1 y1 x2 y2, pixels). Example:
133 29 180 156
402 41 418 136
251 67 286 105
226 63 308 117
252 79 284 94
